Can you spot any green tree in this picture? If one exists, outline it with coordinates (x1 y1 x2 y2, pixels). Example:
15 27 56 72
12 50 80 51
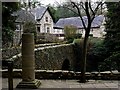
17 22 37 45
88 38 107 71
49 5 79 22
103 2 120 71
47 5 56 22
18 21 37 44
2 2 20 48
64 25 77 43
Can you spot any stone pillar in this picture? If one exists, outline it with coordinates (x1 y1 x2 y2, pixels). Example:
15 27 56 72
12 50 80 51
16 33 41 89
22 33 35 81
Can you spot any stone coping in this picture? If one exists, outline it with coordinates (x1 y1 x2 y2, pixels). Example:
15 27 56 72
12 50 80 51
2 69 120 80
35 43 61 48
3 44 72 62
34 44 72 51
1 69 119 74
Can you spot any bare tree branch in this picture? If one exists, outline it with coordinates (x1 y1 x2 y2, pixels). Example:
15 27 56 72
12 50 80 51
63 0 105 83
62 5 79 16
71 1 87 30
89 2 95 16
80 2 86 11
77 2 86 11
91 1 103 21
84 1 92 31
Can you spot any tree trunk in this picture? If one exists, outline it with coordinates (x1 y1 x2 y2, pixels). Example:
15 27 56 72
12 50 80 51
80 29 90 83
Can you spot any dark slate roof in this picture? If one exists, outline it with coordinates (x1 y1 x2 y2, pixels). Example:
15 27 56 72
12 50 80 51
30 6 48 20
13 9 36 23
54 15 104 29
13 6 54 23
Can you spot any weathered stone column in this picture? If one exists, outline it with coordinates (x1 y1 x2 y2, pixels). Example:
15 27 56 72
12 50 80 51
16 33 41 89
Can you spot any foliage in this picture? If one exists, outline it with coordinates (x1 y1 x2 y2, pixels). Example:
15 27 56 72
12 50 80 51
75 33 82 39
72 2 120 73
101 2 120 71
48 2 105 23
87 38 107 71
23 21 37 42
64 25 77 43
63 1 104 82
73 39 83 71
73 38 105 72
2 2 20 48
48 6 56 22
49 5 79 22
99 52 120 71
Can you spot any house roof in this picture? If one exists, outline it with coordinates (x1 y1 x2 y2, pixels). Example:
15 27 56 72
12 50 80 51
30 6 55 22
13 6 54 23
30 6 47 20
54 15 104 29
13 9 36 23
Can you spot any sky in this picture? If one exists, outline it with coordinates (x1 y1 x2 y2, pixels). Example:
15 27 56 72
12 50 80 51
40 0 120 5
40 0 65 6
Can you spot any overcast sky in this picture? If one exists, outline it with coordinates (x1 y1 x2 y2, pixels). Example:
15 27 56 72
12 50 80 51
40 0 66 5
40 0 120 5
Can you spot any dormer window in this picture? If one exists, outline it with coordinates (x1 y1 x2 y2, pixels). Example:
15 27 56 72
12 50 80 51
45 17 48 22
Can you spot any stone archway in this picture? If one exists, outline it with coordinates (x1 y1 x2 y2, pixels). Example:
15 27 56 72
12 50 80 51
62 58 70 70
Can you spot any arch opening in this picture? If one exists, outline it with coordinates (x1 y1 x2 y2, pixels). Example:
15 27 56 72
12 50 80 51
62 58 70 70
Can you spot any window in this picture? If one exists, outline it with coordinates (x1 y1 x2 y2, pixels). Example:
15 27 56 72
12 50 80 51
91 28 93 32
47 27 50 33
37 27 40 32
45 17 48 22
16 24 20 30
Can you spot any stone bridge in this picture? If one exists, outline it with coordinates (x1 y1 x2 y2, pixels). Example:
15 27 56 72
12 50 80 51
3 43 78 71
34 44 76 70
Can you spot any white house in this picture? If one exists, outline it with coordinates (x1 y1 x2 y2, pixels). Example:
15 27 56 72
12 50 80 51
53 15 106 39
30 6 54 35
13 6 54 45
13 7 106 44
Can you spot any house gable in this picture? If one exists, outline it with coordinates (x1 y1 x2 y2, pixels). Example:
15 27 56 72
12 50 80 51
38 10 54 33
30 6 54 34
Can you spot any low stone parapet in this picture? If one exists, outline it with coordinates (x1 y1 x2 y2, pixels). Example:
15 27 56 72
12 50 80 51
2 69 120 80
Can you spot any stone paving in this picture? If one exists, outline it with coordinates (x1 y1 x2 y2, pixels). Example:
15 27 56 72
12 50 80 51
2 78 120 90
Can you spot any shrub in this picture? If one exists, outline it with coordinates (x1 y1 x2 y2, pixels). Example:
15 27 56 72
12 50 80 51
64 25 77 43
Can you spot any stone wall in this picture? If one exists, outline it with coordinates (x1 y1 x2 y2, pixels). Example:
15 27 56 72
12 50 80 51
2 47 21 59
35 44 76 70
2 43 60 60
13 44 76 70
